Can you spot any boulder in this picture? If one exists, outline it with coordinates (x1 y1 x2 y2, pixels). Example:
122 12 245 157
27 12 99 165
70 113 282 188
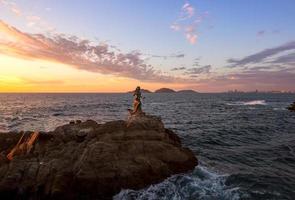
287 102 295 112
0 114 197 199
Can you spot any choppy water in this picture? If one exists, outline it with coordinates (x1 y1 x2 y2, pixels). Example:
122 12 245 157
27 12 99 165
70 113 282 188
0 93 295 200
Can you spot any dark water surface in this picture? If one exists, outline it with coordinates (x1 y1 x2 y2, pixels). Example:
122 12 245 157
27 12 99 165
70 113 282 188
0 93 295 200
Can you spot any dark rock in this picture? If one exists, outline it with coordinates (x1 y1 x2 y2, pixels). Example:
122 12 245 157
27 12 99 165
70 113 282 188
0 115 197 199
287 102 295 111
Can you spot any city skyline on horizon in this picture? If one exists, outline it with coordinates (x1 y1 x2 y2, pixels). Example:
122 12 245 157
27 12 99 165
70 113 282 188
0 0 295 92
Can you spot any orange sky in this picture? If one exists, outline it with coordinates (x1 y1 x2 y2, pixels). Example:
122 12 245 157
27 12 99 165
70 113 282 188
0 20 191 93
0 54 189 93
1 1 294 93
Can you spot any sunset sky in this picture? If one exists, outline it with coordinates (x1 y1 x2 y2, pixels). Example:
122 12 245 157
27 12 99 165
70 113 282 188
0 0 294 92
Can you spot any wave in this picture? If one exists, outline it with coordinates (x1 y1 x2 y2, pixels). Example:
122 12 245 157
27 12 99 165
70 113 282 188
226 100 267 106
113 166 241 200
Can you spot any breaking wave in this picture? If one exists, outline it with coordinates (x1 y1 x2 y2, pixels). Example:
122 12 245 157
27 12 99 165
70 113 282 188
113 166 241 200
226 100 267 106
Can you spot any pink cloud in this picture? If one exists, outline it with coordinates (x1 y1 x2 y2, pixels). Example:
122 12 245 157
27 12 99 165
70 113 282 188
10 7 21 16
0 20 194 84
186 33 197 44
182 3 195 19
170 23 181 31
170 1 208 45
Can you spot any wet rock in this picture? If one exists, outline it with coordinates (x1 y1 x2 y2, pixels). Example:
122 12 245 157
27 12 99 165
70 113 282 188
287 102 295 112
0 114 197 200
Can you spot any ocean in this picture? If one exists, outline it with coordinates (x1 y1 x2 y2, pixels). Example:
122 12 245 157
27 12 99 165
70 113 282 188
0 93 295 200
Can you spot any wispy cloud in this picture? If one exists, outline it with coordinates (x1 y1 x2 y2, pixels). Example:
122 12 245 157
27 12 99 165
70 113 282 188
256 29 281 37
269 52 295 64
170 1 208 45
227 41 295 67
184 65 211 75
146 53 185 59
1 1 54 32
0 20 194 84
171 67 186 71
195 68 295 91
256 30 266 37
210 41 295 91
0 0 22 16
181 2 195 19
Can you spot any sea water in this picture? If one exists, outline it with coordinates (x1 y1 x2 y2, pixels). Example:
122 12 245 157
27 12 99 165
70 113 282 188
0 93 294 199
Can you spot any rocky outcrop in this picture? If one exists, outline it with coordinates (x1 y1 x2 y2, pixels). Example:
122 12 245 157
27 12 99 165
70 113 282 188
0 114 197 200
287 102 295 112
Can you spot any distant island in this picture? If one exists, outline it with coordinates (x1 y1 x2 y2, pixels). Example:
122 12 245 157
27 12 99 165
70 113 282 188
154 88 176 93
177 90 198 93
127 88 197 93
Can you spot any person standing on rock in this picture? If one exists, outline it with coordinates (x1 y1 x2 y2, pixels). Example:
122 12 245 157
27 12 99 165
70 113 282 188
129 86 143 115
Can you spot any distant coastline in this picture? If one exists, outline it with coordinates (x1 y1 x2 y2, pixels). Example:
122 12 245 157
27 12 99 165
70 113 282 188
0 90 295 94
126 88 295 94
127 88 198 93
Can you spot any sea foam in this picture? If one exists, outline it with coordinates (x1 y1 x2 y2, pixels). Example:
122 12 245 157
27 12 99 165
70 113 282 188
226 100 267 106
114 166 241 200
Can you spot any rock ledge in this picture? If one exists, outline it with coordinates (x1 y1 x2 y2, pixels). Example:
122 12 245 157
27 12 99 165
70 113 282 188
0 114 197 199
287 102 295 112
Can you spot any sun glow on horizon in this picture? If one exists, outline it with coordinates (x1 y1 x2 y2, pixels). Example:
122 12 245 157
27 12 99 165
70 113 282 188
0 1 294 93
0 54 187 93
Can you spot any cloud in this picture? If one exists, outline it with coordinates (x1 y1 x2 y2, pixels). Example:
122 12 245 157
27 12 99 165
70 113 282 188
184 65 211 75
193 60 200 66
0 20 194 84
195 68 295 91
10 7 21 16
147 53 185 59
181 2 195 19
0 0 22 16
171 67 186 71
170 2 208 45
256 30 266 37
173 53 185 58
256 29 281 37
227 41 295 67
170 23 181 31
0 1 54 32
268 52 295 64
272 29 280 34
185 32 197 44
